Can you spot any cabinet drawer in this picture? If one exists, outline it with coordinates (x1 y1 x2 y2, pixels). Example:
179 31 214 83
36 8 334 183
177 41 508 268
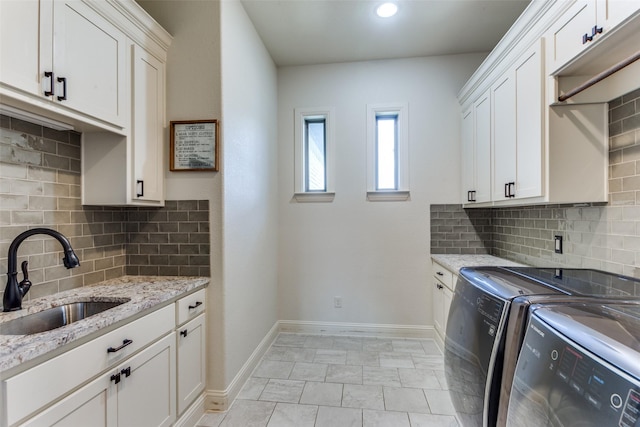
432 261 454 289
3 304 174 426
176 289 206 326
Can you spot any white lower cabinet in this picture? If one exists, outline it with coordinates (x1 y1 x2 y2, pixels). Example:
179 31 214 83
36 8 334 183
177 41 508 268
176 314 206 415
21 374 114 427
432 281 445 336
1 289 208 427
431 261 456 348
116 334 176 427
22 334 175 427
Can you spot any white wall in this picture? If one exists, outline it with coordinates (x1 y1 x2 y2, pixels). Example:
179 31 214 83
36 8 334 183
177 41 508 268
220 0 279 395
141 0 279 402
136 0 226 393
277 55 484 327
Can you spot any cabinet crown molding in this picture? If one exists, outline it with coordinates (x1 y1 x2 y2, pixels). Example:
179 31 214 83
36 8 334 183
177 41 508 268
458 0 566 108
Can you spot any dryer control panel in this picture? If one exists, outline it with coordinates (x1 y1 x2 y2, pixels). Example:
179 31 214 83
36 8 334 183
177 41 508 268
507 316 640 426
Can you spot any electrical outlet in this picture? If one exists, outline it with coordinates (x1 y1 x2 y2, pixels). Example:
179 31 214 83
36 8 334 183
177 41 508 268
334 296 342 308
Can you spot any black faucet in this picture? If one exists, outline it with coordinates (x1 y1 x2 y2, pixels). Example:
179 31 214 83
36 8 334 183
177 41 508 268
3 228 80 312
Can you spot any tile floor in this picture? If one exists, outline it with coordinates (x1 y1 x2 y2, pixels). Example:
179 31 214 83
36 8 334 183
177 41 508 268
195 333 459 427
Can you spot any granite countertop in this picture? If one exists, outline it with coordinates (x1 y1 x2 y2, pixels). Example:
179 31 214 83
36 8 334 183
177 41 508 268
431 254 527 274
0 276 209 374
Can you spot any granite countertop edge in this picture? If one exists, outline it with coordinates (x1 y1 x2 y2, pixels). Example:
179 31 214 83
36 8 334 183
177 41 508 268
431 254 528 274
0 275 209 374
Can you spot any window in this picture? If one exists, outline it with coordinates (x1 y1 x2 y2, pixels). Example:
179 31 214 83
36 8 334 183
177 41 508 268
294 107 335 202
304 118 326 191
367 103 409 201
375 114 398 190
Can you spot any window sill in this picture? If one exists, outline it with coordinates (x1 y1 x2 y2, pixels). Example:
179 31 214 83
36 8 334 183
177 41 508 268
293 192 335 203
366 191 410 202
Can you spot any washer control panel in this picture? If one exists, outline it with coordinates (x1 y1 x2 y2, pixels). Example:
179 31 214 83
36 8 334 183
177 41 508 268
508 317 640 426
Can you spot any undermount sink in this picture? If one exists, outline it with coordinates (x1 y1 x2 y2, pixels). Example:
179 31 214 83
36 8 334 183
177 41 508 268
0 300 129 335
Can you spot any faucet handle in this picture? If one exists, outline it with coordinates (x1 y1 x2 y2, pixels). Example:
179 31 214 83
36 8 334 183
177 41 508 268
19 260 32 297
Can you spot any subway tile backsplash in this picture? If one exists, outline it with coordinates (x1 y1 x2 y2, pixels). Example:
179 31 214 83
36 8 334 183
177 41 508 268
431 88 640 278
1 115 210 303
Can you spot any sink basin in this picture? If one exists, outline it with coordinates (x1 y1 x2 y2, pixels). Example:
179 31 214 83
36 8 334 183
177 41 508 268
0 300 129 335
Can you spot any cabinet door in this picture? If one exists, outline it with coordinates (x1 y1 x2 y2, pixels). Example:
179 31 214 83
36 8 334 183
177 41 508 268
0 0 50 96
491 72 516 201
117 333 176 427
474 91 492 203
21 374 116 427
598 0 640 31
177 314 206 414
461 107 475 203
132 44 165 204
514 41 544 200
548 0 596 72
433 281 445 339
52 0 127 127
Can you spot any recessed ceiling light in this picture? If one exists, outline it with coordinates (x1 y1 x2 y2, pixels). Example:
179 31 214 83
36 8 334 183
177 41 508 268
376 2 398 18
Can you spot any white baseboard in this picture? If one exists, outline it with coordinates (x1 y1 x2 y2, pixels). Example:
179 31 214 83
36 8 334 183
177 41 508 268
203 321 280 412
278 320 436 340
201 320 436 414
174 394 206 427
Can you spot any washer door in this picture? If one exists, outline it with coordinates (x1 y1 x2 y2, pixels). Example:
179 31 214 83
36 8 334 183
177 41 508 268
444 275 508 427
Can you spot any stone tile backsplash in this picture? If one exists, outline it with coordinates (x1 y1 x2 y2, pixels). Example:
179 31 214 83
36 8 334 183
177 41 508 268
431 88 640 278
1 115 210 303
430 204 491 255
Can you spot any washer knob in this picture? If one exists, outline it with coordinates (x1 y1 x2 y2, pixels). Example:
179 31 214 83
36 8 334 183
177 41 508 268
611 394 623 409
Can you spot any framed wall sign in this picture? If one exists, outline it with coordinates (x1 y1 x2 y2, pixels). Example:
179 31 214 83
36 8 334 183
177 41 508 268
170 120 219 171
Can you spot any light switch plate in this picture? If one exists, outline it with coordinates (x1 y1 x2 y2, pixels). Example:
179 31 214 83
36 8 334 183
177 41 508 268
554 235 563 254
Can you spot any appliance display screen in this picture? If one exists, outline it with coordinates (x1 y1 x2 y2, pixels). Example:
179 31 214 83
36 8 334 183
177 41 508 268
507 316 640 427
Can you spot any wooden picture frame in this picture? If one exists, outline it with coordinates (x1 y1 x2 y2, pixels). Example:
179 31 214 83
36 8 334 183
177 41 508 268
170 120 219 171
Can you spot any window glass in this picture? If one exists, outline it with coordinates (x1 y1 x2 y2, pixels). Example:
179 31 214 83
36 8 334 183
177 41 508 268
305 118 326 191
376 114 398 190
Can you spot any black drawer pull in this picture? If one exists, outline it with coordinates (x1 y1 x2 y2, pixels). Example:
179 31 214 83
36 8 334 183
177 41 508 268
436 271 444 276
188 301 202 310
57 76 67 101
136 180 144 197
436 283 444 290
121 367 131 378
107 339 133 353
180 329 188 337
44 71 54 96
110 373 121 384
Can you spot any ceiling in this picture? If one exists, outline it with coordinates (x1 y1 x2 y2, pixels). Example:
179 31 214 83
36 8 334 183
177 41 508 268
240 0 531 67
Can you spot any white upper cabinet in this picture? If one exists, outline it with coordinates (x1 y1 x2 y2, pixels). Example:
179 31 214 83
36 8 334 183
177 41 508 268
0 0 42 96
492 40 544 203
549 0 640 73
82 41 167 207
0 0 127 128
132 45 165 204
548 0 595 72
458 0 613 208
491 73 517 202
513 42 544 201
79 1 171 207
473 92 492 204
598 0 640 29
461 108 475 203
461 91 491 206
52 1 127 127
